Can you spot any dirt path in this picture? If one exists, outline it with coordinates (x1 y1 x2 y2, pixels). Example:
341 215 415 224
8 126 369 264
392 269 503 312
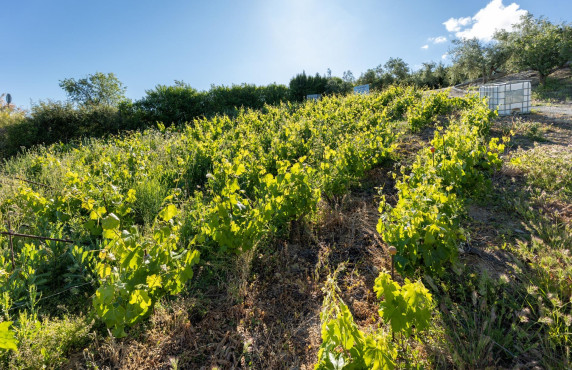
533 104 572 116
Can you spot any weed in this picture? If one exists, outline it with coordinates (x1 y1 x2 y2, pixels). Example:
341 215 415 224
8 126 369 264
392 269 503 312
509 144 572 202
532 75 572 104
1 313 92 369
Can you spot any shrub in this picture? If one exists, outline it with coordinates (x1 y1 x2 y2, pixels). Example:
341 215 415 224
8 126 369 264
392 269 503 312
27 101 119 144
134 82 204 126
0 108 32 157
3 313 92 369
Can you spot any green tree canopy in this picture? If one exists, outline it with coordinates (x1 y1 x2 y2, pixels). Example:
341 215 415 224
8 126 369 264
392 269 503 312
342 70 355 84
411 62 451 89
383 57 410 83
288 71 328 101
135 80 203 125
448 38 508 83
496 14 571 85
324 77 353 95
357 65 384 90
59 72 126 106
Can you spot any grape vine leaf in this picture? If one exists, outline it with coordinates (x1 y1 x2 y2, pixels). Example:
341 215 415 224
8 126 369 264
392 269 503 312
159 204 178 222
0 321 18 351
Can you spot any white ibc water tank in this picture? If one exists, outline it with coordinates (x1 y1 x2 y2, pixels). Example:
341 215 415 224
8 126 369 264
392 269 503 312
478 80 531 116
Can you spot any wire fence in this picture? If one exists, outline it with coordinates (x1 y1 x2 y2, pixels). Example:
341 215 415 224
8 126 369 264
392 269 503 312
7 280 96 313
1 207 97 314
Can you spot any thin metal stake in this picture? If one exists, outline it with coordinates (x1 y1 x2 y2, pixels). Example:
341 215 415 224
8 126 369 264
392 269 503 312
7 219 15 270
388 246 397 280
0 231 73 244
388 246 397 342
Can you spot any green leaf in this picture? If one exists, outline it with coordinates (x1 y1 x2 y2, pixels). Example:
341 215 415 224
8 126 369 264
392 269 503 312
146 274 162 289
120 248 143 270
126 188 137 203
102 228 119 239
83 220 102 236
112 325 127 338
102 213 120 230
125 290 152 325
159 204 178 222
104 305 126 328
0 321 18 351
96 285 116 305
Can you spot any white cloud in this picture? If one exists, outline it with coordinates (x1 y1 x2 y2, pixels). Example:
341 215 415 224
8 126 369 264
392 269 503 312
442 53 448 60
421 44 429 49
428 36 447 44
443 0 527 42
443 17 472 32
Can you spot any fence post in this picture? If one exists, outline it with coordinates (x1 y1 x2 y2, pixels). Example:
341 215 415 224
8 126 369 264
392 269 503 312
388 246 397 280
7 218 15 270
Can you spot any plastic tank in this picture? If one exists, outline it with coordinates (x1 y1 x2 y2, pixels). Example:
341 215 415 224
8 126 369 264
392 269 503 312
478 80 531 116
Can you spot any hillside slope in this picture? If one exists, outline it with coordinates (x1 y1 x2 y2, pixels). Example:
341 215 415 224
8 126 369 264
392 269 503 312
0 88 570 369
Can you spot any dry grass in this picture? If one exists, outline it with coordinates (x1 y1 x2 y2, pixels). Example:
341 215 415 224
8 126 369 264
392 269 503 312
65 110 572 368
68 163 401 370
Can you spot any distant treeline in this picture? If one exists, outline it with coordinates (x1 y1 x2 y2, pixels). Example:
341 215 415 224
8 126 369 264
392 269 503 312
1 68 451 158
0 82 292 157
1 14 569 157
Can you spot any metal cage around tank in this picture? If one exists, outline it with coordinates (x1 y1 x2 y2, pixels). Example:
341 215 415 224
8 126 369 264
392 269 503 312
478 80 531 116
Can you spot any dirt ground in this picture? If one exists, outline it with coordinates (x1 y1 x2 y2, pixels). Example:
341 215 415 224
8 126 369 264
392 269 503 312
74 102 572 370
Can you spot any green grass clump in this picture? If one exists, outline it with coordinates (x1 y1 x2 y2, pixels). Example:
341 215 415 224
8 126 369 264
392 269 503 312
510 144 572 201
532 76 572 104
2 313 92 369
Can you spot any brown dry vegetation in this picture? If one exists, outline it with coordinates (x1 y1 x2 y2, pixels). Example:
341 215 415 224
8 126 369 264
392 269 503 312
47 71 572 369
66 132 410 370
65 107 572 369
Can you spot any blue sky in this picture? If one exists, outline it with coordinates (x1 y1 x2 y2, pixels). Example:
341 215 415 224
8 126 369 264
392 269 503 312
1 0 570 109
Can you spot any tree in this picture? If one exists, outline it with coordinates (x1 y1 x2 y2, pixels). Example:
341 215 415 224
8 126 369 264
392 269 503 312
357 65 384 90
383 57 410 83
496 14 571 85
324 77 353 95
135 81 203 125
288 71 328 101
412 62 437 88
560 24 572 64
448 38 508 83
433 62 450 87
59 72 126 106
410 62 452 89
342 70 355 84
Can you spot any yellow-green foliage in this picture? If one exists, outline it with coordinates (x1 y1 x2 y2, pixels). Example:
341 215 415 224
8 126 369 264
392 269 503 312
510 144 572 201
0 87 481 340
378 96 505 276
374 272 433 336
0 108 28 157
315 272 433 369
3 313 91 369
0 321 17 351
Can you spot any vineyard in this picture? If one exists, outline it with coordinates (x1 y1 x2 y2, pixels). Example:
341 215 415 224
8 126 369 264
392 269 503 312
1 86 571 368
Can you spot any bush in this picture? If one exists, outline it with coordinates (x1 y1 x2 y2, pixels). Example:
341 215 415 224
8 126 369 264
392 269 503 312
28 101 120 143
206 84 263 116
288 72 328 101
0 108 32 157
3 313 92 369
134 82 204 126
0 102 122 157
134 82 290 126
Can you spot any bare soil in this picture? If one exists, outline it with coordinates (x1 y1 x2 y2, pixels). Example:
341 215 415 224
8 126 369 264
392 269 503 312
71 103 572 370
